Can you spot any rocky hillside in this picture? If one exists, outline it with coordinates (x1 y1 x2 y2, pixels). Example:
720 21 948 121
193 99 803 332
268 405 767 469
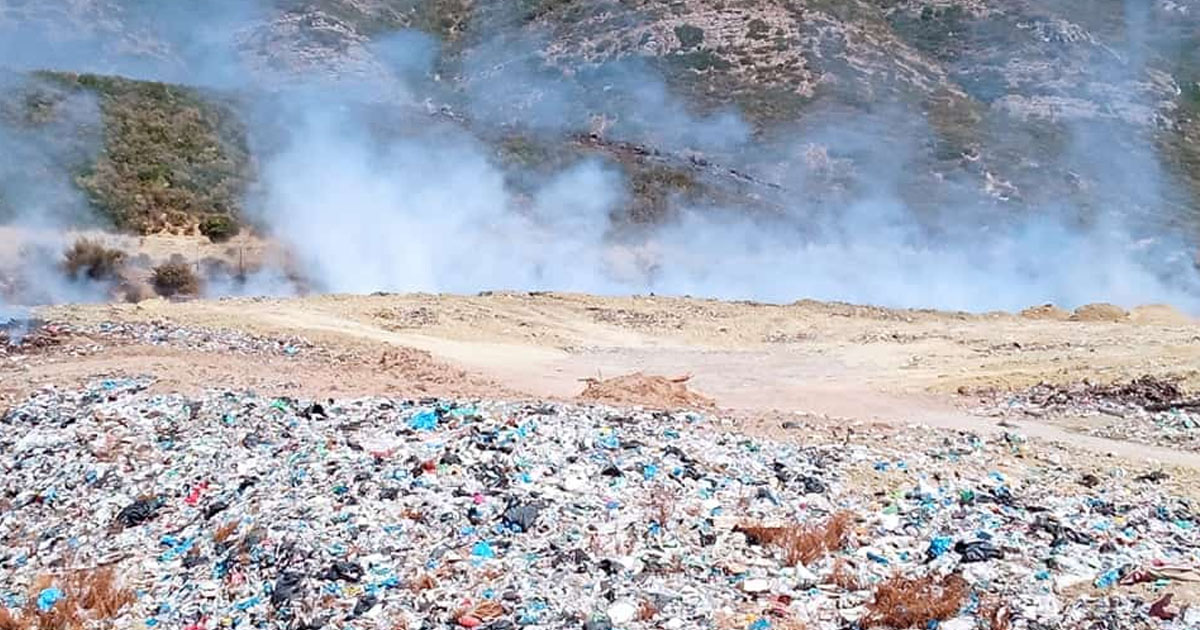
1 0 1199 241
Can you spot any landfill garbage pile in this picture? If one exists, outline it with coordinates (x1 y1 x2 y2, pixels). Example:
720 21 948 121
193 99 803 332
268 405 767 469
2 320 316 376
972 377 1200 452
2 380 1200 629
0 318 66 356
83 321 318 359
2 319 317 366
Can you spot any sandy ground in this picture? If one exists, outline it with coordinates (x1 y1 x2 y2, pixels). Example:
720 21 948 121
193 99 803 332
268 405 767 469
25 291 1200 470
0 226 283 267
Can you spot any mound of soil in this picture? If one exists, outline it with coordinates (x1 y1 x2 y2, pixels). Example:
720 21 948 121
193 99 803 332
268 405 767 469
1129 304 1193 326
1071 303 1129 322
578 372 716 410
1019 304 1071 321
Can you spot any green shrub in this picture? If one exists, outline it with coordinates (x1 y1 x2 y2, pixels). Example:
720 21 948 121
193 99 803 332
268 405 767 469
746 19 771 40
34 72 251 235
888 5 967 62
199 214 240 243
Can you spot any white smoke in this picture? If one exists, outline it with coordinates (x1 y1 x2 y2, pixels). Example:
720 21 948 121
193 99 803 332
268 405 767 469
0 1 1199 313
0 72 118 305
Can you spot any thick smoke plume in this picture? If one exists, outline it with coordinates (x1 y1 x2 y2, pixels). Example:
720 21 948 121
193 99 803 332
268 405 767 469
0 71 119 305
1 0 1198 312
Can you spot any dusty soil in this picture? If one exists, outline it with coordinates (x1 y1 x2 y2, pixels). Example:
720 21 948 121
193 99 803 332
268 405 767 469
0 226 283 269
0 227 290 301
21 291 1198 470
578 372 716 408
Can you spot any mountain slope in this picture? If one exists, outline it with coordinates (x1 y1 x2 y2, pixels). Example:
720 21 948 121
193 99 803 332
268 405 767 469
0 0 1198 247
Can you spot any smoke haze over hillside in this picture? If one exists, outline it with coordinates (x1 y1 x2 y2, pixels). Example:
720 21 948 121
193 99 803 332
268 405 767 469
1 0 1199 311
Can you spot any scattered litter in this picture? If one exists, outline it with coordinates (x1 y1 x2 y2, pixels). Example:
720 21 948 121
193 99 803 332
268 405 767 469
1 380 1198 629
972 376 1200 451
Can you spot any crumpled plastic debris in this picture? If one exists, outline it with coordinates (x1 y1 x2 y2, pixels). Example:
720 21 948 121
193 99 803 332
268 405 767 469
974 377 1200 452
115 497 162 529
1149 593 1178 620
1120 564 1200 585
1 378 1198 629
502 503 541 533
36 586 63 612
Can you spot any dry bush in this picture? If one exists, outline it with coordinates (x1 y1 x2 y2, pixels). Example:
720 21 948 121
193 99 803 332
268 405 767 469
644 484 678 530
199 256 232 277
0 568 135 630
829 557 862 590
636 599 657 621
0 607 21 630
27 604 80 630
470 601 504 620
738 511 854 566
69 568 134 620
864 573 968 629
61 239 126 282
213 521 238 543
117 279 155 303
151 260 200 297
977 596 1011 630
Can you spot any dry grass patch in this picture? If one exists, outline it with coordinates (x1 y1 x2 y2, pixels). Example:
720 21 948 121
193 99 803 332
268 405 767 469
61 239 125 282
0 568 136 630
864 573 968 629
737 510 854 566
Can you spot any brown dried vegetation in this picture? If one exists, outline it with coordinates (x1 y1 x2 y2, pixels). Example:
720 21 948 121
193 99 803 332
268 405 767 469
470 600 505 620
408 573 437 592
864 573 968 629
151 260 201 297
977 595 1011 630
829 557 862 590
636 599 658 621
737 510 854 566
0 607 20 630
0 568 135 630
213 520 238 543
61 239 126 282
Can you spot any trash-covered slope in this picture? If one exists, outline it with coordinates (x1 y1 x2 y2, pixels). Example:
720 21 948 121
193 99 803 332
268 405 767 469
2 378 1199 628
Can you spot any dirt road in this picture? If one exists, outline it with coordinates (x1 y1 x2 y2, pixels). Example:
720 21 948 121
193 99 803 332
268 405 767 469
34 292 1200 466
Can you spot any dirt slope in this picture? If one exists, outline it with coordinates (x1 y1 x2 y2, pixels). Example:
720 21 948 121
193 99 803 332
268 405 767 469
34 292 1200 466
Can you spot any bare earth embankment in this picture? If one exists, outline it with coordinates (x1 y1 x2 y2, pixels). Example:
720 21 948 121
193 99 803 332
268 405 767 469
28 292 1200 461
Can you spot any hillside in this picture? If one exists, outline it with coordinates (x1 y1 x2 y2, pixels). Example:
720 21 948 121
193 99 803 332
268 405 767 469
2 0 1200 317
0 1 1198 235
